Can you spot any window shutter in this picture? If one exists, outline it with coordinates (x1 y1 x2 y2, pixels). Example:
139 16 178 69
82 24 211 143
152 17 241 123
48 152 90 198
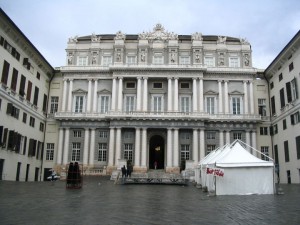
6 103 13 115
280 88 285 108
291 114 295 125
23 136 27 155
286 82 292 102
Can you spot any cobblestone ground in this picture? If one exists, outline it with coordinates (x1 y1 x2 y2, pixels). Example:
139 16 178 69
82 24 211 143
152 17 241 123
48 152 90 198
0 177 299 225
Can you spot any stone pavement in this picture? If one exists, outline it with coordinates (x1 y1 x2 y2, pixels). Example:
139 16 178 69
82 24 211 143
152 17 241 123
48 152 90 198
0 177 299 225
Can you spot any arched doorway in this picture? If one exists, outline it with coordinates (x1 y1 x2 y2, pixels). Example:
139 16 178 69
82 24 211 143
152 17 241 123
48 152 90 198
149 135 164 169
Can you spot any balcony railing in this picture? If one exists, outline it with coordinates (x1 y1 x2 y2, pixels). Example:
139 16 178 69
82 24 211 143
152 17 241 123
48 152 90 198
54 111 262 121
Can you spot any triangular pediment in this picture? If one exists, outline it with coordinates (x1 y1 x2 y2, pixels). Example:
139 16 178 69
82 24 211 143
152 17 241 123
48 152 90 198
204 90 218 95
98 89 111 94
72 88 87 93
229 90 243 95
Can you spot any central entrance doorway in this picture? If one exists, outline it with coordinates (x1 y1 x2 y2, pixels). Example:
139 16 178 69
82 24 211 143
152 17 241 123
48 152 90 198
149 135 164 169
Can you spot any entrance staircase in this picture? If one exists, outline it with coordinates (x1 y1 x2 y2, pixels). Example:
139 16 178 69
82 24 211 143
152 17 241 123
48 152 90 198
113 170 188 185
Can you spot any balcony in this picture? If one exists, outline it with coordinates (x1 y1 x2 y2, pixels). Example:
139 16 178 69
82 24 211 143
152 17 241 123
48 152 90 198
54 111 261 122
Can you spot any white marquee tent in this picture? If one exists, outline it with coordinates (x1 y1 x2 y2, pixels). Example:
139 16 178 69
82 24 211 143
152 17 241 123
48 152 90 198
197 140 275 195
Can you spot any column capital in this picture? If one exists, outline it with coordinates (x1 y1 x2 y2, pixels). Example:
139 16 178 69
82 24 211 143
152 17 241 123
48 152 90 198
63 78 68 82
93 78 98 81
88 78 93 81
218 79 223 83
68 78 74 81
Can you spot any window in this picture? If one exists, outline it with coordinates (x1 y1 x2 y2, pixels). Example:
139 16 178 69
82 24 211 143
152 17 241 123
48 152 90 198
279 73 283 81
102 56 112 66
258 99 267 116
124 132 134 139
125 95 136 112
50 96 59 113
153 53 163 64
179 56 190 65
153 82 163 89
39 122 44 132
181 133 190 140
10 68 18 92
6 103 20 119
152 95 163 112
284 141 289 162
271 96 276 115
26 81 32 102
124 144 133 161
42 94 47 113
33 86 39 106
261 146 269 161
260 127 268 135
73 95 85 113
229 57 239 67
99 95 110 113
29 117 35 127
180 96 190 112
296 136 300 159
73 130 82 138
291 111 300 125
204 57 215 67
46 143 54 161
289 62 294 72
206 145 216 155
206 132 216 139
22 112 27 123
280 88 286 109
36 72 40 80
180 145 190 160
19 75 26 97
126 82 136 89
233 132 242 140
231 97 242 114
99 131 108 138
180 82 190 89
270 82 274 89
77 56 88 66
274 124 278 134
274 145 279 164
283 119 287 130
71 143 81 161
206 97 215 114
1 60 10 86
98 143 107 161
126 56 136 64
286 78 298 102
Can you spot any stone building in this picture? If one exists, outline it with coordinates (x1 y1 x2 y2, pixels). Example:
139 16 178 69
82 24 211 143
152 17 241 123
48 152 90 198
0 9 54 181
265 31 300 184
45 24 271 176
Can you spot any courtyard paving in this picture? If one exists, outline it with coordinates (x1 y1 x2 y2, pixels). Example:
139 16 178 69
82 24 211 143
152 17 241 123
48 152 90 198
0 176 299 225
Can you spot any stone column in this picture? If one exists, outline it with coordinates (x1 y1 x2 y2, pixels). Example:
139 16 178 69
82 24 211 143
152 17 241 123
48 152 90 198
63 128 70 165
173 128 179 167
251 130 257 156
86 79 92 112
225 130 230 144
62 79 68 112
83 128 89 165
249 81 254 114
243 81 248 114
136 77 142 111
117 78 123 111
174 78 178 111
92 79 98 113
134 128 141 167
111 78 117 111
218 80 223 114
192 78 198 112
199 79 204 112
219 130 224 147
89 128 95 165
224 80 229 114
108 128 115 166
193 129 198 163
67 79 73 112
199 129 205 160
57 128 64 164
143 78 148 111
168 78 173 111
167 128 173 167
115 128 122 165
141 128 147 167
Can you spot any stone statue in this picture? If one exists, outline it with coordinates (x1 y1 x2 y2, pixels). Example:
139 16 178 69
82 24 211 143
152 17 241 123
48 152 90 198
170 52 176 63
115 31 126 40
217 36 226 44
68 36 78 43
116 52 121 62
192 32 203 41
67 53 73 65
91 33 100 42
240 38 249 45
244 54 250 66
141 51 145 62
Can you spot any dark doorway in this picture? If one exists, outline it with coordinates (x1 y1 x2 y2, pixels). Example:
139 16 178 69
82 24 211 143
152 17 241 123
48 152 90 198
0 159 4 180
25 164 30 182
287 170 291 184
34 167 39 181
149 135 164 169
16 162 21 181
44 168 52 181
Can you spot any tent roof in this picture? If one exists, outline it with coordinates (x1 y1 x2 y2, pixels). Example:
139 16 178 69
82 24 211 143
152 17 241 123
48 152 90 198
199 141 274 168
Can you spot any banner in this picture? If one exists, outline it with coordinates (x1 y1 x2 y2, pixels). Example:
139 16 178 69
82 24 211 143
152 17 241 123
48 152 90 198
206 168 224 177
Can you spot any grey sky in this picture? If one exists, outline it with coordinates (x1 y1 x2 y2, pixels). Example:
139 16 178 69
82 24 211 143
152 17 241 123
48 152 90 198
1 0 299 68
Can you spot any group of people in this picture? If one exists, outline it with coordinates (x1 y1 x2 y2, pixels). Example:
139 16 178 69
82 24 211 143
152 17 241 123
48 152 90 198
121 165 133 178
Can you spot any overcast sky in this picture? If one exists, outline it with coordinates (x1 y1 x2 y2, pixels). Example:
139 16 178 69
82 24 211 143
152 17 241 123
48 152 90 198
1 0 299 69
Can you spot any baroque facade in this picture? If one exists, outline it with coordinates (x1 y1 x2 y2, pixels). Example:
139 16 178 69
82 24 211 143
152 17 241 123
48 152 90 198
44 23 271 176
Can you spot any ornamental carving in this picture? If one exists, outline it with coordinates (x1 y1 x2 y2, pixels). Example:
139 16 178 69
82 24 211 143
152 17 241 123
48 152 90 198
138 23 178 41
240 38 249 45
115 31 126 40
192 32 203 41
68 35 78 43
217 36 226 44
91 33 100 42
